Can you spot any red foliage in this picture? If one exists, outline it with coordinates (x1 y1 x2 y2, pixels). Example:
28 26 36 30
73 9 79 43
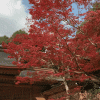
2 0 100 99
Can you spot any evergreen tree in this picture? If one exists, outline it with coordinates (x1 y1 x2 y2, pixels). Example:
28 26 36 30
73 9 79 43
0 35 9 45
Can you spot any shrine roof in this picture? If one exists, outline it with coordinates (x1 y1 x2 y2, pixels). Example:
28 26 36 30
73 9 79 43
0 51 16 67
19 69 64 81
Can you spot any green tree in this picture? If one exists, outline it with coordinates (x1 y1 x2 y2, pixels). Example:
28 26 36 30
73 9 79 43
0 35 9 45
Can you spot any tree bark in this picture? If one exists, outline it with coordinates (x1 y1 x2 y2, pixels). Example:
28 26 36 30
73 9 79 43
63 77 69 100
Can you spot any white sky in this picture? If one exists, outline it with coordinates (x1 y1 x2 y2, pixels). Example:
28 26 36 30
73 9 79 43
0 0 31 37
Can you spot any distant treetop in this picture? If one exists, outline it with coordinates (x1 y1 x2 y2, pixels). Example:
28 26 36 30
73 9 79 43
9 29 28 42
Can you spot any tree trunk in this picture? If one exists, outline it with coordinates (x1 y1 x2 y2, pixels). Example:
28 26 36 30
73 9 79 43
63 77 69 100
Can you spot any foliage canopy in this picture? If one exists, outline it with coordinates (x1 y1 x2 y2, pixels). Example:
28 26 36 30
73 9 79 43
2 0 100 99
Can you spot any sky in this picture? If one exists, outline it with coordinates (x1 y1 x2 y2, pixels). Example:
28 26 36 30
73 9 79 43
0 0 95 37
0 0 32 37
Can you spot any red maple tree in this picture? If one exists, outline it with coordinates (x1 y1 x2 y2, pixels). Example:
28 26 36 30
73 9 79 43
2 0 100 100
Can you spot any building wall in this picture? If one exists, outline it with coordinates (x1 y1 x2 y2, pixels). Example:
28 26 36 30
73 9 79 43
0 86 31 100
47 91 66 100
0 85 45 100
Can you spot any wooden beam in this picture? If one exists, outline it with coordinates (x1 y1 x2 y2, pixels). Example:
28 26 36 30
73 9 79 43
0 83 31 88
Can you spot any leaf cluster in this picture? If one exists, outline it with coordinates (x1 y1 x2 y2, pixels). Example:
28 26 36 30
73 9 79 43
9 29 28 42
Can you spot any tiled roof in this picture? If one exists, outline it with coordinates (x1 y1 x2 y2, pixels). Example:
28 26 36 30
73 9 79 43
0 52 16 66
19 69 64 81
19 69 63 86
19 70 35 78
